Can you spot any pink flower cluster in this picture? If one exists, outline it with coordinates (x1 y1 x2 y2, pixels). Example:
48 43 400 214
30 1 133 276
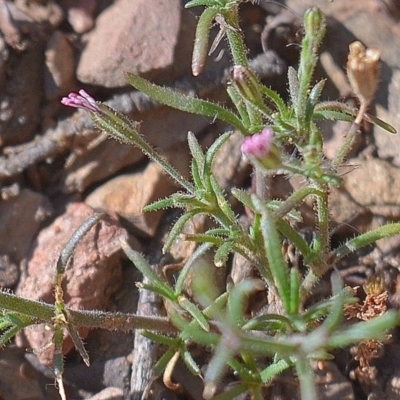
241 127 274 160
61 89 99 113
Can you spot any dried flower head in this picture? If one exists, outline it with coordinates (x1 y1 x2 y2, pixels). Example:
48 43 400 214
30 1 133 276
346 41 381 106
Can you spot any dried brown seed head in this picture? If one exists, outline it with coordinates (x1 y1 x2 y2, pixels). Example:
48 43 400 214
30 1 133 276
346 41 381 106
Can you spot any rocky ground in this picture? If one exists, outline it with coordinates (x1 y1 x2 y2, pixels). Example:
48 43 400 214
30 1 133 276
0 0 400 399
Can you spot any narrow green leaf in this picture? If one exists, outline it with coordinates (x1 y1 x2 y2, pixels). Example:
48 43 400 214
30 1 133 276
287 67 300 111
122 242 176 300
260 358 292 383
329 223 400 264
178 296 209 331
143 196 176 212
308 79 326 108
163 209 203 253
188 132 206 189
191 7 218 76
231 188 255 212
364 113 397 133
319 270 345 333
228 279 264 327
125 73 245 132
154 347 178 376
204 131 232 177
289 267 301 314
142 330 180 347
4 312 32 328
303 288 357 322
253 196 291 313
204 227 230 236
272 187 322 221
239 333 299 356
67 324 90 366
174 242 213 296
242 314 291 331
227 357 258 383
214 240 233 267
172 192 210 208
227 84 251 129
294 356 318 400
314 101 397 133
174 318 220 345
191 157 204 190
181 348 201 376
209 175 237 225
313 110 354 122
139 283 178 300
0 290 54 322
0 325 21 347
185 0 222 10
145 193 208 212
260 84 287 115
329 310 400 348
56 212 104 275
184 233 225 245
188 132 205 173
204 337 238 400
213 384 248 400
305 79 326 124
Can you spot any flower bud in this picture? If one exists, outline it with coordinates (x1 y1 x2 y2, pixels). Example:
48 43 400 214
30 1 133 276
346 41 380 105
304 7 326 42
231 65 263 105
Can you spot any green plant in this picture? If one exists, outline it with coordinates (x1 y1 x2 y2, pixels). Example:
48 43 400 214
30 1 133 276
1 2 399 399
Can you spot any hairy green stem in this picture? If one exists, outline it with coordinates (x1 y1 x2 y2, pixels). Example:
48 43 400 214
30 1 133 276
316 187 330 266
0 291 177 333
224 6 248 67
331 122 360 169
296 8 326 134
295 358 317 400
91 104 195 193
273 186 323 220
0 291 54 321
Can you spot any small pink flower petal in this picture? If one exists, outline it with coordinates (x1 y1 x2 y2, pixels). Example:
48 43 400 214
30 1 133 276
61 89 99 113
241 127 274 160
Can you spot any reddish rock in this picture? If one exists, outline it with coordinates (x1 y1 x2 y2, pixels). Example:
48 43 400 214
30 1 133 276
85 161 180 237
0 4 45 146
15 203 133 365
0 188 52 261
76 0 182 87
14 0 64 28
87 387 124 400
0 254 19 288
44 31 77 100
62 133 145 193
59 0 97 34
0 346 47 400
343 158 400 213
60 105 211 194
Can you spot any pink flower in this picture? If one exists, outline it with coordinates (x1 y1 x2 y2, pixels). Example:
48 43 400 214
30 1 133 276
241 127 274 159
61 89 99 113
